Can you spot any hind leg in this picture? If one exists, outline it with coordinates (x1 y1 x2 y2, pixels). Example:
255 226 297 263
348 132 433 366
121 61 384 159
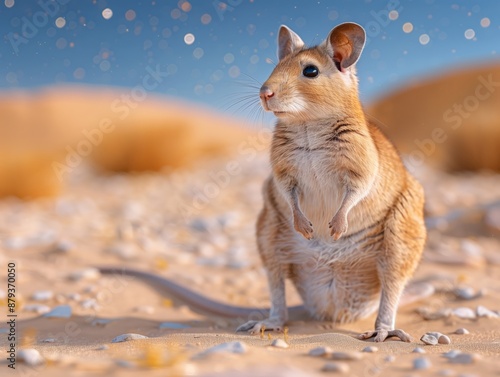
237 179 290 334
359 177 426 342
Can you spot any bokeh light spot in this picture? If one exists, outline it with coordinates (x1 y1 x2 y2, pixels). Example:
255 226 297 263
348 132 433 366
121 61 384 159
184 33 195 45
480 17 490 28
55 17 66 28
419 34 430 45
99 60 111 72
102 8 113 20
73 68 85 80
125 10 136 21
224 53 234 64
464 29 475 39
201 14 212 25
402 22 413 33
388 10 399 20
228 65 240 78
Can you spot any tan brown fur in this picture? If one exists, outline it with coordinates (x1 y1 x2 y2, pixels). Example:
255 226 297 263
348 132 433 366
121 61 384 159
237 23 426 342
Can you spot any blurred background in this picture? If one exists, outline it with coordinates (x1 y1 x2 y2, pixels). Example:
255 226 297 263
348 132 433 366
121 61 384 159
0 0 499 199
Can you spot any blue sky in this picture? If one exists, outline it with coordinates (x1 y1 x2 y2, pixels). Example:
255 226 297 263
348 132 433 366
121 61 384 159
0 0 498 119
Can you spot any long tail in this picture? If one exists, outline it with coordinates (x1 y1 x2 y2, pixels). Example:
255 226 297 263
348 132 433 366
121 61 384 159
98 266 307 319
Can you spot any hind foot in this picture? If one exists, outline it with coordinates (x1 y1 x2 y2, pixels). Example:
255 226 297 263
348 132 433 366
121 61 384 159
236 318 284 334
358 329 412 342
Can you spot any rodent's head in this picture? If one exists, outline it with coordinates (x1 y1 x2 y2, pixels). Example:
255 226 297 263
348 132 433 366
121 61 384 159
260 23 366 122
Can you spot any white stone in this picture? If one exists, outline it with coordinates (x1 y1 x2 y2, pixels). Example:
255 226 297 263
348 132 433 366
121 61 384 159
413 357 431 370
111 333 149 343
455 328 470 335
18 349 44 366
442 350 462 359
331 352 363 360
69 268 101 281
23 304 51 314
195 341 248 358
412 347 426 354
362 346 378 353
134 305 155 314
452 307 476 319
321 362 350 373
420 334 438 345
44 305 72 318
31 290 54 301
476 305 499 318
309 346 332 357
271 339 289 349
449 353 481 364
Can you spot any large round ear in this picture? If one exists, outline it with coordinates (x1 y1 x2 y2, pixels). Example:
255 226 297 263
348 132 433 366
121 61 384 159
277 25 304 61
325 23 366 70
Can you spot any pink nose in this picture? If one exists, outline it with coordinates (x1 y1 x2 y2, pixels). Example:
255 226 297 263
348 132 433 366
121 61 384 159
260 86 274 101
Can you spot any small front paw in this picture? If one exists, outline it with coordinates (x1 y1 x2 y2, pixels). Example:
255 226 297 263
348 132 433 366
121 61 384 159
328 215 348 240
294 215 313 240
358 329 413 342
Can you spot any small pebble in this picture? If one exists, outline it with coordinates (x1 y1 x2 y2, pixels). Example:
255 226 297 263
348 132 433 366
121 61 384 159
412 347 426 354
111 333 149 343
44 305 72 319
420 334 438 345
115 359 136 368
134 305 155 314
309 346 333 357
413 357 432 370
195 341 248 358
452 307 476 319
67 293 81 301
384 355 396 363
23 304 51 314
81 299 100 310
442 350 462 359
454 287 482 300
31 290 54 301
330 352 363 361
271 339 289 349
159 322 190 329
69 268 101 281
18 349 44 366
321 362 350 373
437 334 451 345
41 338 55 343
476 305 499 318
454 328 469 335
362 346 378 353
449 353 481 364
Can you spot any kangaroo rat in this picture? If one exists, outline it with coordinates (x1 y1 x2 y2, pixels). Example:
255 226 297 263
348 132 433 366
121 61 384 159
233 22 427 342
97 24 500 341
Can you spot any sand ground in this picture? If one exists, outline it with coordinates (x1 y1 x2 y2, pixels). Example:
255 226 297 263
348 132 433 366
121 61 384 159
1 154 500 376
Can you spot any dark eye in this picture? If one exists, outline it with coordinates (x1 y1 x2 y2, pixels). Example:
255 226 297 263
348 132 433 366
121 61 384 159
302 65 319 78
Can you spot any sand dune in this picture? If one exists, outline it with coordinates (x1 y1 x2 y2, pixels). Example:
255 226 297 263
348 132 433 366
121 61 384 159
0 86 257 199
368 62 500 172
